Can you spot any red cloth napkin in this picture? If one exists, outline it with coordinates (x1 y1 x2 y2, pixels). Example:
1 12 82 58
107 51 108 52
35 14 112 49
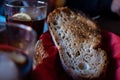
32 30 120 80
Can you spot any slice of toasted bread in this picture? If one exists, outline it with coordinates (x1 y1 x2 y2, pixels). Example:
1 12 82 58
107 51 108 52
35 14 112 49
33 40 48 68
47 7 108 80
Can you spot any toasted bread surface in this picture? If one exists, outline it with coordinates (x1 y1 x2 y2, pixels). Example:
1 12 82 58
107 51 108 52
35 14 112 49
47 7 108 80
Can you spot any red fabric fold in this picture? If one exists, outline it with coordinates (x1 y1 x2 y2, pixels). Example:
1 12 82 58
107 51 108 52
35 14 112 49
32 31 120 80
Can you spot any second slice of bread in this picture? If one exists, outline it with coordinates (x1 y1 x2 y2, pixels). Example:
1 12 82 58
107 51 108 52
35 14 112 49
47 7 108 80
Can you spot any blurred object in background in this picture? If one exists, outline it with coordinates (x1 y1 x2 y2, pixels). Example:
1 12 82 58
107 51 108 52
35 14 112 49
0 22 37 80
0 15 5 22
50 0 65 10
64 0 112 17
55 0 65 8
111 0 120 16
40 0 51 14
0 0 5 16
48 0 120 18
0 54 19 80
5 0 47 38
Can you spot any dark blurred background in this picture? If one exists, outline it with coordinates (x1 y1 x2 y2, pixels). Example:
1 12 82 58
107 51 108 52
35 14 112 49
0 0 120 36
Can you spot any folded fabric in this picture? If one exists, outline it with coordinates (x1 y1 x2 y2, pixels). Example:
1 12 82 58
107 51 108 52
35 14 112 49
32 30 120 80
102 30 120 80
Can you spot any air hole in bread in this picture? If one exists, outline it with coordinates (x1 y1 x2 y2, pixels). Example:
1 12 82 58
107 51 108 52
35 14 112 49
66 52 71 58
62 35 65 39
71 66 75 70
86 49 90 52
53 21 58 25
75 51 80 57
73 43 77 46
68 44 71 47
59 13 63 17
54 27 57 30
63 18 67 22
84 54 92 62
66 38 69 41
58 33 61 36
78 62 89 70
57 26 61 29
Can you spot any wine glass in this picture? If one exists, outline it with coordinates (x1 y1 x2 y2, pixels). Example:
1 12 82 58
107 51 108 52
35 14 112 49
0 22 37 80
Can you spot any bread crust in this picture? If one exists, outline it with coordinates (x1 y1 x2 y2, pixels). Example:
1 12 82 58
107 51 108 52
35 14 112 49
47 7 108 80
